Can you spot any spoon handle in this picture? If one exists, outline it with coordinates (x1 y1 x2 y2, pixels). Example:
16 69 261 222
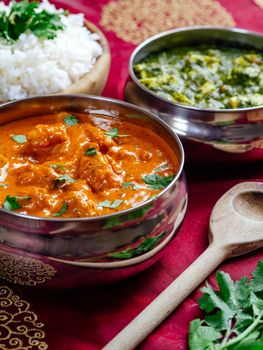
103 244 227 350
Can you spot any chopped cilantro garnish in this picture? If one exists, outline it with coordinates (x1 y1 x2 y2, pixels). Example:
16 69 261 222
142 174 175 190
98 199 123 209
104 128 119 138
3 195 31 211
85 148 97 156
50 164 66 170
52 202 68 217
122 182 133 189
11 134 27 144
155 163 169 172
0 184 8 188
63 115 79 126
0 0 65 43
122 182 138 190
53 175 75 188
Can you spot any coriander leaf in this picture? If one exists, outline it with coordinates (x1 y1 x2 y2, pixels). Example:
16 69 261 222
53 175 75 188
3 195 31 211
3 195 21 210
52 202 68 217
188 319 221 350
250 292 263 316
0 184 8 188
142 174 175 190
122 182 138 190
199 273 236 331
155 163 169 172
235 276 251 309
235 310 254 333
188 261 263 350
50 164 66 171
63 115 79 126
11 134 27 144
108 231 166 259
252 261 263 293
85 148 97 157
99 199 123 209
104 128 119 138
122 182 133 189
0 0 64 42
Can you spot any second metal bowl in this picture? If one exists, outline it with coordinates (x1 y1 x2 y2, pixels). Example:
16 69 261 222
125 26 263 163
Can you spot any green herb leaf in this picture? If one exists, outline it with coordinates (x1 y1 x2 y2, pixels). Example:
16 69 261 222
0 0 64 43
11 134 27 144
188 260 263 350
63 115 79 126
0 184 8 188
122 182 133 189
155 163 169 172
52 202 68 217
122 182 137 190
189 319 221 350
104 128 119 138
3 195 31 211
50 164 66 171
85 148 97 157
98 199 123 209
108 231 166 259
142 174 175 190
53 175 75 188
251 260 263 292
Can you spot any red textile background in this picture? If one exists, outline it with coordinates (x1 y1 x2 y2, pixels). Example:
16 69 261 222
2 1 263 349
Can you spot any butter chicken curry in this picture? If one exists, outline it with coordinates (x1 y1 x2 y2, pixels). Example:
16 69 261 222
0 112 179 218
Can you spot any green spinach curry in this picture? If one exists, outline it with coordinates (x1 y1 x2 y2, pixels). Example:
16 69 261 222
134 45 263 109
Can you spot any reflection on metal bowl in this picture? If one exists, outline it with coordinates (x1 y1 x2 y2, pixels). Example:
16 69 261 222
0 95 187 288
125 26 263 163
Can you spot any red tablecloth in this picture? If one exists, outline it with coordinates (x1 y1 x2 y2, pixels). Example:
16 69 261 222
1 1 263 349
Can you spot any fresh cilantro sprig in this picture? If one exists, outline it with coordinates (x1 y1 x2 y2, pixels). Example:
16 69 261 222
104 128 129 139
52 202 68 217
0 0 65 43
189 261 263 350
53 175 75 188
11 134 27 144
63 114 79 126
3 195 31 210
98 199 123 209
142 174 175 190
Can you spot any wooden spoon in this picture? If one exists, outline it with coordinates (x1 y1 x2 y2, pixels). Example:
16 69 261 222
103 182 263 350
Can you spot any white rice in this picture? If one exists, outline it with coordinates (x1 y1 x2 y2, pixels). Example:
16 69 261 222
0 0 103 100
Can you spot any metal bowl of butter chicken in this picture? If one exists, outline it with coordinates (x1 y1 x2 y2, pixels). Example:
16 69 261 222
0 95 187 288
125 26 263 163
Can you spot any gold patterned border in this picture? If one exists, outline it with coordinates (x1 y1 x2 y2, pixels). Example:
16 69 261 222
0 285 48 349
100 0 235 44
0 251 56 286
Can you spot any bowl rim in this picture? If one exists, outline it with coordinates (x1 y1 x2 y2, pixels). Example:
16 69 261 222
0 94 185 222
129 25 263 113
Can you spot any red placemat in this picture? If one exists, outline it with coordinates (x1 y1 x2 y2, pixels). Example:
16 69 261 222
0 1 263 350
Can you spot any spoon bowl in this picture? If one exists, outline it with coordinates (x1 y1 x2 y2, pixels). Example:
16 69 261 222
104 182 263 350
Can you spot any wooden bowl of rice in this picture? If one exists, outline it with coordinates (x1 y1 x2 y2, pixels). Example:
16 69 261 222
61 20 110 96
0 14 110 103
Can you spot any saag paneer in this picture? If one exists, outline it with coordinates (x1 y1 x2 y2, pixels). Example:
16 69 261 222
134 45 263 109
0 112 179 218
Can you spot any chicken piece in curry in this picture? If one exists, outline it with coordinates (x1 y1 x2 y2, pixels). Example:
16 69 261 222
0 112 179 218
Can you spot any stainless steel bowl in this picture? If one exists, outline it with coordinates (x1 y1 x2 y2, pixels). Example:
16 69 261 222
124 26 263 163
0 95 187 288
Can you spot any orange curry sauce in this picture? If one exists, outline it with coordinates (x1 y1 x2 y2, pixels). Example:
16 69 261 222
0 112 179 218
